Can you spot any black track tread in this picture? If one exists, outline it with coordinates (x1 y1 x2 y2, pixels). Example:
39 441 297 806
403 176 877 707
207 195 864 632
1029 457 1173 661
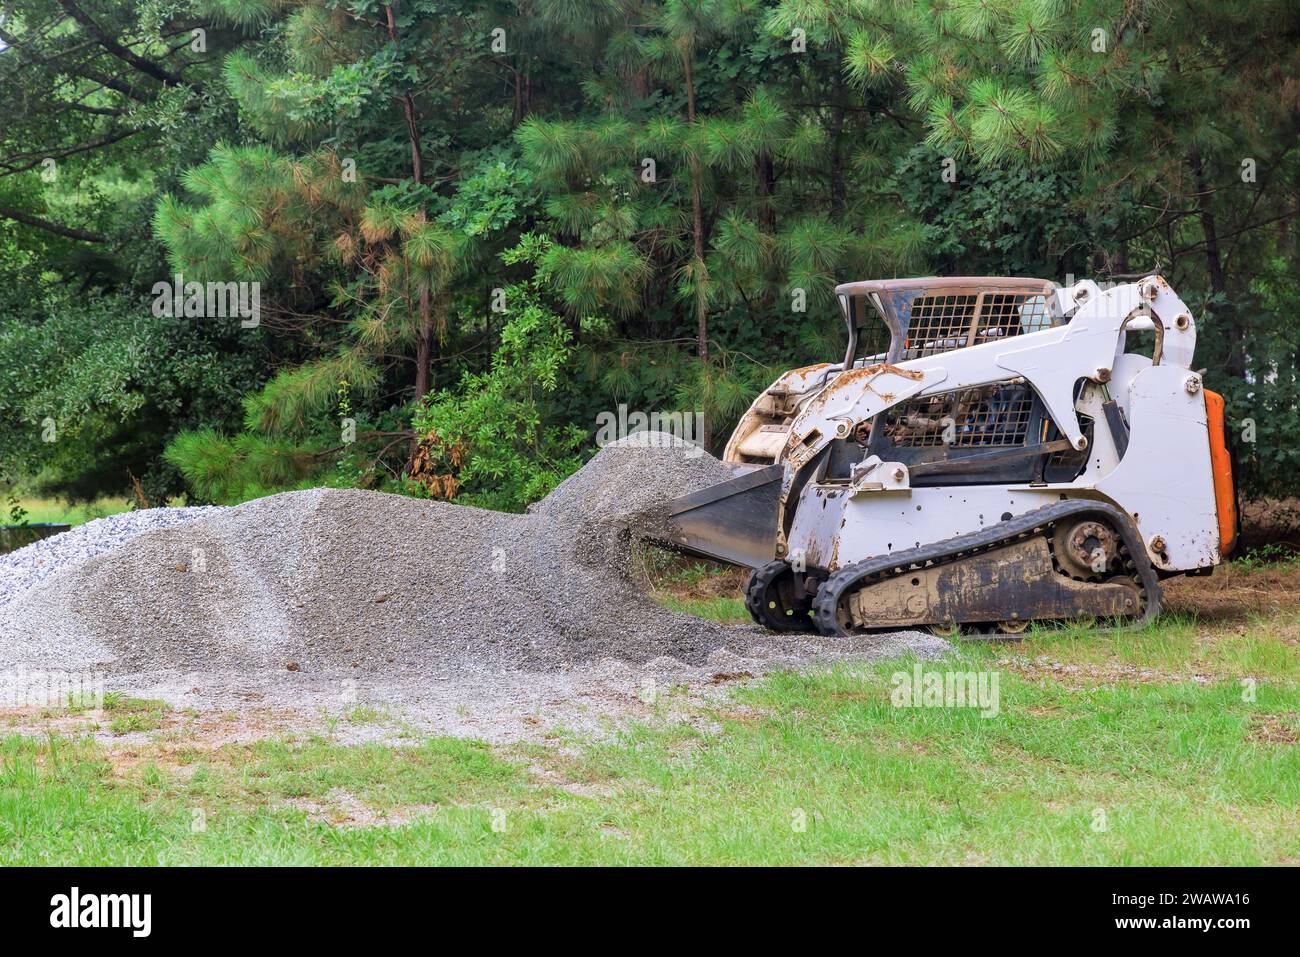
745 559 816 632
811 500 1162 637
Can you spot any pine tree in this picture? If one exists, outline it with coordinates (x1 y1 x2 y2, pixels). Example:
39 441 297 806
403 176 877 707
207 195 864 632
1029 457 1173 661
139 0 1300 502
156 0 514 494
516 1 929 446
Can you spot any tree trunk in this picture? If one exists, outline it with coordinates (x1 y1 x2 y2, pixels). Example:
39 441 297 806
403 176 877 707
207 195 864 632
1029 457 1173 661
683 47 710 449
400 92 423 184
756 153 775 231
386 4 434 467
1188 146 1243 378
386 7 423 185
513 66 522 127
0 205 107 242
829 70 845 221
414 284 432 403
756 151 777 320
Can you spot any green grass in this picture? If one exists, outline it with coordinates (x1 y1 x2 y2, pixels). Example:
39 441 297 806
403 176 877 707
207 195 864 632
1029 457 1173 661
657 594 749 623
966 611 1300 680
2 559 1295 865
10 495 132 526
103 696 170 735
1233 542 1300 570
646 551 748 623
2 645 1294 865
345 705 389 725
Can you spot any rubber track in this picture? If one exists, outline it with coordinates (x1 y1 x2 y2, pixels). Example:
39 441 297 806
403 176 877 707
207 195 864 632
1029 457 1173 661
811 500 1163 637
745 559 815 632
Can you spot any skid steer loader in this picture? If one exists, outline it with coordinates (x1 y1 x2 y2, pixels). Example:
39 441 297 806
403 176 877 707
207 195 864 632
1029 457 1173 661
665 275 1238 636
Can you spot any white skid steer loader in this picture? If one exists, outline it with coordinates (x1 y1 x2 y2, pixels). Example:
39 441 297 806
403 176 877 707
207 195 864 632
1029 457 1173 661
665 275 1239 636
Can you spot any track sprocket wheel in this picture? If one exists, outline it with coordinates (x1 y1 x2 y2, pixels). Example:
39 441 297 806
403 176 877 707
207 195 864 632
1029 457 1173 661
1052 519 1119 580
744 560 815 632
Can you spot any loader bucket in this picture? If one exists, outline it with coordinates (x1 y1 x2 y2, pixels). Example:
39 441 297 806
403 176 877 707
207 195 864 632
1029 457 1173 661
662 464 783 568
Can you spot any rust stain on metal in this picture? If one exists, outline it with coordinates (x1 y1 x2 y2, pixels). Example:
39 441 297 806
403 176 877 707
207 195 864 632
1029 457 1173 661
809 363 925 413
834 363 924 387
789 362 833 378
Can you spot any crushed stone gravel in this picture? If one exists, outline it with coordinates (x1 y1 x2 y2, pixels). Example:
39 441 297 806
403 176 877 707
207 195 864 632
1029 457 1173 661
0 434 951 740
0 507 223 609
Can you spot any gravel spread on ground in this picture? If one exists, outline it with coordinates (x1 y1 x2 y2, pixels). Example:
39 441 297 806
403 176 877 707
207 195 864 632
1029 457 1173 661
0 434 950 741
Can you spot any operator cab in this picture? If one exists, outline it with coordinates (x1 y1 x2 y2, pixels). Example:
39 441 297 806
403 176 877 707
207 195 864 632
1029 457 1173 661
825 278 1087 487
835 276 1062 368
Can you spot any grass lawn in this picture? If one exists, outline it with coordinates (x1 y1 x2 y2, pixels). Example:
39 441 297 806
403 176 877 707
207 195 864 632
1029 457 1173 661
9 495 133 526
1 559 1296 865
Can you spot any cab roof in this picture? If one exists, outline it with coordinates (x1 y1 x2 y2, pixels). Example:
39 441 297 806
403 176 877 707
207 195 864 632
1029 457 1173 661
834 277 1056 298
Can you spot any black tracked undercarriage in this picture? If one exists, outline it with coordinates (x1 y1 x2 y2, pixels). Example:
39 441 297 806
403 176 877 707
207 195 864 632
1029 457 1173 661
745 501 1161 638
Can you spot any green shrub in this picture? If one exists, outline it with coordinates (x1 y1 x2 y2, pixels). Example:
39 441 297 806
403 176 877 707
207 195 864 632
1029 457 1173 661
410 237 587 512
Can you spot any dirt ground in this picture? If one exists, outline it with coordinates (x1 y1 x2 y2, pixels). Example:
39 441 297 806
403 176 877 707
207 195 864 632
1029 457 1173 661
1163 560 1300 626
1240 498 1300 550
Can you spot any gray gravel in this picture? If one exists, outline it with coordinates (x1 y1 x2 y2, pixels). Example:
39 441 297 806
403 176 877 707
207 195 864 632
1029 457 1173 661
0 435 950 739
0 439 775 672
534 431 732 529
0 507 223 609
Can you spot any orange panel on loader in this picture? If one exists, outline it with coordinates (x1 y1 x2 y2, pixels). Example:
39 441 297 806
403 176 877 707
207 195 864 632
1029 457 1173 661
1203 390 1237 557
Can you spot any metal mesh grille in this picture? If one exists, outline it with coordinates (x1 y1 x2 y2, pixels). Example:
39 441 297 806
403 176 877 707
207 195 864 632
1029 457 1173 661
975 293 1051 342
884 385 1036 449
902 291 1053 358
905 294 977 357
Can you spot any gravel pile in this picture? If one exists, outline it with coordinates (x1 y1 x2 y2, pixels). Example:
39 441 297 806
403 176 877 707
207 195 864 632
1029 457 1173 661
0 436 949 695
534 432 731 528
0 438 731 671
0 507 223 609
